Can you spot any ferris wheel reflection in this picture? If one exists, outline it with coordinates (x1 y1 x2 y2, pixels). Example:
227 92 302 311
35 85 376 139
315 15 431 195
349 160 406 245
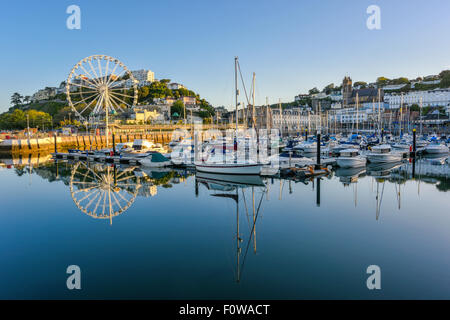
69 162 141 224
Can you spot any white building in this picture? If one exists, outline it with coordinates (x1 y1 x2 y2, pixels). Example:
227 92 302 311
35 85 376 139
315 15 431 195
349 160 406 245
330 108 369 124
168 83 185 90
31 87 57 102
131 69 155 83
385 88 450 109
272 108 310 131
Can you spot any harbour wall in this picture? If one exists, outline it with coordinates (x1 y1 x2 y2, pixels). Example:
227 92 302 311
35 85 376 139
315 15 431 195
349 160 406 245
0 133 173 154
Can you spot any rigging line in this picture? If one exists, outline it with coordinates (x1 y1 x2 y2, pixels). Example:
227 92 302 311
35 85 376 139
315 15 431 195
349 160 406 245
236 60 251 106
241 189 251 230
239 187 266 279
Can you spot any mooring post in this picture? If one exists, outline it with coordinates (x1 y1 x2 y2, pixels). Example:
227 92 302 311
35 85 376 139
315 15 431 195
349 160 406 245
316 177 321 207
112 133 116 156
316 131 321 169
412 128 416 157
54 132 57 153
381 128 384 143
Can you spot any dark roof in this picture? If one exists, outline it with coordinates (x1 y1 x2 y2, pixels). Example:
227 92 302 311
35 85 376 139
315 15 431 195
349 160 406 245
350 88 381 98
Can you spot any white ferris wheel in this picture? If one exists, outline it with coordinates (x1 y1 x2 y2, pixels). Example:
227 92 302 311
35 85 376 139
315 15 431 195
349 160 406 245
66 55 138 128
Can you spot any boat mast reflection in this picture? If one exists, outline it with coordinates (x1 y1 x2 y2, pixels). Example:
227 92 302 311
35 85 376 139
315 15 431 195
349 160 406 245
196 172 266 283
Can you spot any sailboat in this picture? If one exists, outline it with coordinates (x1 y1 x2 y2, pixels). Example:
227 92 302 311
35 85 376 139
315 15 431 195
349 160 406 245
195 57 262 175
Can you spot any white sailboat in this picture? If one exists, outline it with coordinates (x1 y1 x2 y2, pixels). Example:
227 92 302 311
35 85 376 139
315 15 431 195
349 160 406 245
195 57 262 175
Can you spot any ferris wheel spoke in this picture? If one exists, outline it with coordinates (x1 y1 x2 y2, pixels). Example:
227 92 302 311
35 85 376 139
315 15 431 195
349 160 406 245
73 71 101 88
87 60 101 83
93 94 105 115
73 185 98 194
105 63 120 86
73 90 100 95
107 96 124 113
109 93 132 108
79 97 99 116
107 70 127 87
77 190 100 203
110 91 135 99
84 190 103 211
71 180 97 185
72 92 100 106
110 192 123 212
115 190 133 203
104 59 110 84
92 190 106 216
78 64 102 87
69 82 97 91
97 59 104 83
86 166 104 181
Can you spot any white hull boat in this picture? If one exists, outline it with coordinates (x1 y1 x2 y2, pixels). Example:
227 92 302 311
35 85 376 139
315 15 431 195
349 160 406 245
137 152 171 167
336 149 367 168
195 162 262 175
336 156 367 168
367 144 403 163
425 144 449 154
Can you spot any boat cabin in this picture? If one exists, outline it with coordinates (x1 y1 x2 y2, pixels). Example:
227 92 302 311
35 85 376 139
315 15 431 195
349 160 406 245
131 139 154 151
339 149 360 157
371 145 391 154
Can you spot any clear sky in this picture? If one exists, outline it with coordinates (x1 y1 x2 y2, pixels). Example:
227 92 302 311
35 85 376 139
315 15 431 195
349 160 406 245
0 0 449 112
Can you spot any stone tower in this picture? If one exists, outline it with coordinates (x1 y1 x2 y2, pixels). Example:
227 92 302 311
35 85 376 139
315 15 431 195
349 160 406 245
342 76 352 108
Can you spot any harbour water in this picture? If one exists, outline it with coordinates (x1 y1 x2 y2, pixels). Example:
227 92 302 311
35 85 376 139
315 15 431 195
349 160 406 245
0 156 449 299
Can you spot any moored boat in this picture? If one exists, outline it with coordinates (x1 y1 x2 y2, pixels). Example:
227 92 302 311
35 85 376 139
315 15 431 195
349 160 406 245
366 144 403 163
336 149 367 168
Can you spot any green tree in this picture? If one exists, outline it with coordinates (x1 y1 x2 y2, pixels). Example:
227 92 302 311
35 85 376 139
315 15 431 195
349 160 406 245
439 70 450 88
11 92 23 106
171 100 185 118
354 81 367 88
308 87 319 95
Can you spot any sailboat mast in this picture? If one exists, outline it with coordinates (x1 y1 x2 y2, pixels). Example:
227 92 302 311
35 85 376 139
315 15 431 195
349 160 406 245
235 57 239 132
356 92 359 134
279 99 282 137
252 73 256 129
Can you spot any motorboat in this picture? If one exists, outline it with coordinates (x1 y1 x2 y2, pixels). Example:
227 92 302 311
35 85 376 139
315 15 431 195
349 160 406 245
366 144 403 163
336 149 367 168
137 152 171 167
122 139 166 156
424 141 449 154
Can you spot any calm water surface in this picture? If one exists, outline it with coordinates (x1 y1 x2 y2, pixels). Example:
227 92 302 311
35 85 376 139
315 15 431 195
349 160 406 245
0 154 449 299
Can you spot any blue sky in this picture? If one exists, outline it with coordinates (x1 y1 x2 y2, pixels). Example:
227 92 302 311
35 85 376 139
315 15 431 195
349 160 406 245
0 0 449 112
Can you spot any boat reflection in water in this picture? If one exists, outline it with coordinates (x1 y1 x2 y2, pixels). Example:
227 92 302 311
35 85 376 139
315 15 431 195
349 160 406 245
196 172 267 282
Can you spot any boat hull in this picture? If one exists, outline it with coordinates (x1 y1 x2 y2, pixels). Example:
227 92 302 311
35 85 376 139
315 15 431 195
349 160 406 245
195 163 262 175
425 145 449 154
366 153 403 163
336 156 367 168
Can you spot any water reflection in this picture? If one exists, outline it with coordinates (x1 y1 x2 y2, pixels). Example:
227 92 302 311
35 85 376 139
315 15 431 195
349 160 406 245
69 163 141 224
196 172 267 282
